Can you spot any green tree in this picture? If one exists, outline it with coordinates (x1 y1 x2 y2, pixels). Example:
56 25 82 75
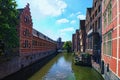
63 41 72 53
0 0 18 56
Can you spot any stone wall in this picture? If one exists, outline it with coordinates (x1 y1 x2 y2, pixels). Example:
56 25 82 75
0 57 20 79
0 50 56 79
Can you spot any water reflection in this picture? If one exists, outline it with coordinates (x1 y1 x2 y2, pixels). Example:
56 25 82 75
29 53 74 80
29 53 104 80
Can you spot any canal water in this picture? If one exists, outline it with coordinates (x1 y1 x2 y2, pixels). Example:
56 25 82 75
3 53 104 80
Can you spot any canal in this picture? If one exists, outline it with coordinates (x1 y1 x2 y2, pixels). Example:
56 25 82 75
2 53 104 80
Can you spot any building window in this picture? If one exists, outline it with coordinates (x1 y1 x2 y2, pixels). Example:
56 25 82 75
107 32 112 55
32 40 37 46
103 0 112 29
88 37 92 49
23 29 30 37
108 0 112 24
90 37 92 49
25 40 29 48
90 26 92 30
98 5 101 12
103 36 106 54
24 16 30 24
94 21 97 31
95 10 97 17
32 40 35 46
103 12 107 29
103 31 112 56
98 17 101 29
37 32 39 37
22 40 29 48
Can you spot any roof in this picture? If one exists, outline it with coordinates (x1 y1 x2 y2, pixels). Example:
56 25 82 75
32 29 56 43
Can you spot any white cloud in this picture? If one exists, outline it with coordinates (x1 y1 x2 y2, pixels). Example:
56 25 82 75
76 11 81 15
75 11 86 20
60 27 74 32
69 13 75 17
69 12 85 20
70 20 76 24
18 0 67 19
77 14 86 20
40 30 59 41
56 18 69 24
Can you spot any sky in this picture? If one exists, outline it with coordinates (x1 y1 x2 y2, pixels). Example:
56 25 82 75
15 0 92 41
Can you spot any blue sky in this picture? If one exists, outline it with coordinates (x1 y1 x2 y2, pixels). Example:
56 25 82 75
16 0 92 41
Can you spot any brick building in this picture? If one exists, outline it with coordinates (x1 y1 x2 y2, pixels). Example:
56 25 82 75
91 0 102 64
102 0 120 79
72 0 120 79
75 29 80 53
72 20 86 54
79 20 86 52
85 8 93 54
85 0 102 65
72 29 80 54
17 4 57 67
57 37 64 51
72 34 75 52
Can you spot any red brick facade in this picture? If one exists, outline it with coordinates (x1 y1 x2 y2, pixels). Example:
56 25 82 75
18 4 33 56
102 0 120 79
17 4 57 67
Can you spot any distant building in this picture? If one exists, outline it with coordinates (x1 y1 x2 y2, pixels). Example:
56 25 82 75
75 29 80 53
57 37 64 50
57 37 61 42
72 34 75 52
72 30 79 53
79 20 86 53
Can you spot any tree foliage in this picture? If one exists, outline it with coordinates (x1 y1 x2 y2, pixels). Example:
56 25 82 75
0 0 18 55
63 41 72 53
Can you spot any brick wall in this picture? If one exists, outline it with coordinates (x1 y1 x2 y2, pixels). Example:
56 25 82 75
18 4 33 56
102 0 120 79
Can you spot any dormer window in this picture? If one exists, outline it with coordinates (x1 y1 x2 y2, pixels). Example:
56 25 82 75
37 32 39 37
